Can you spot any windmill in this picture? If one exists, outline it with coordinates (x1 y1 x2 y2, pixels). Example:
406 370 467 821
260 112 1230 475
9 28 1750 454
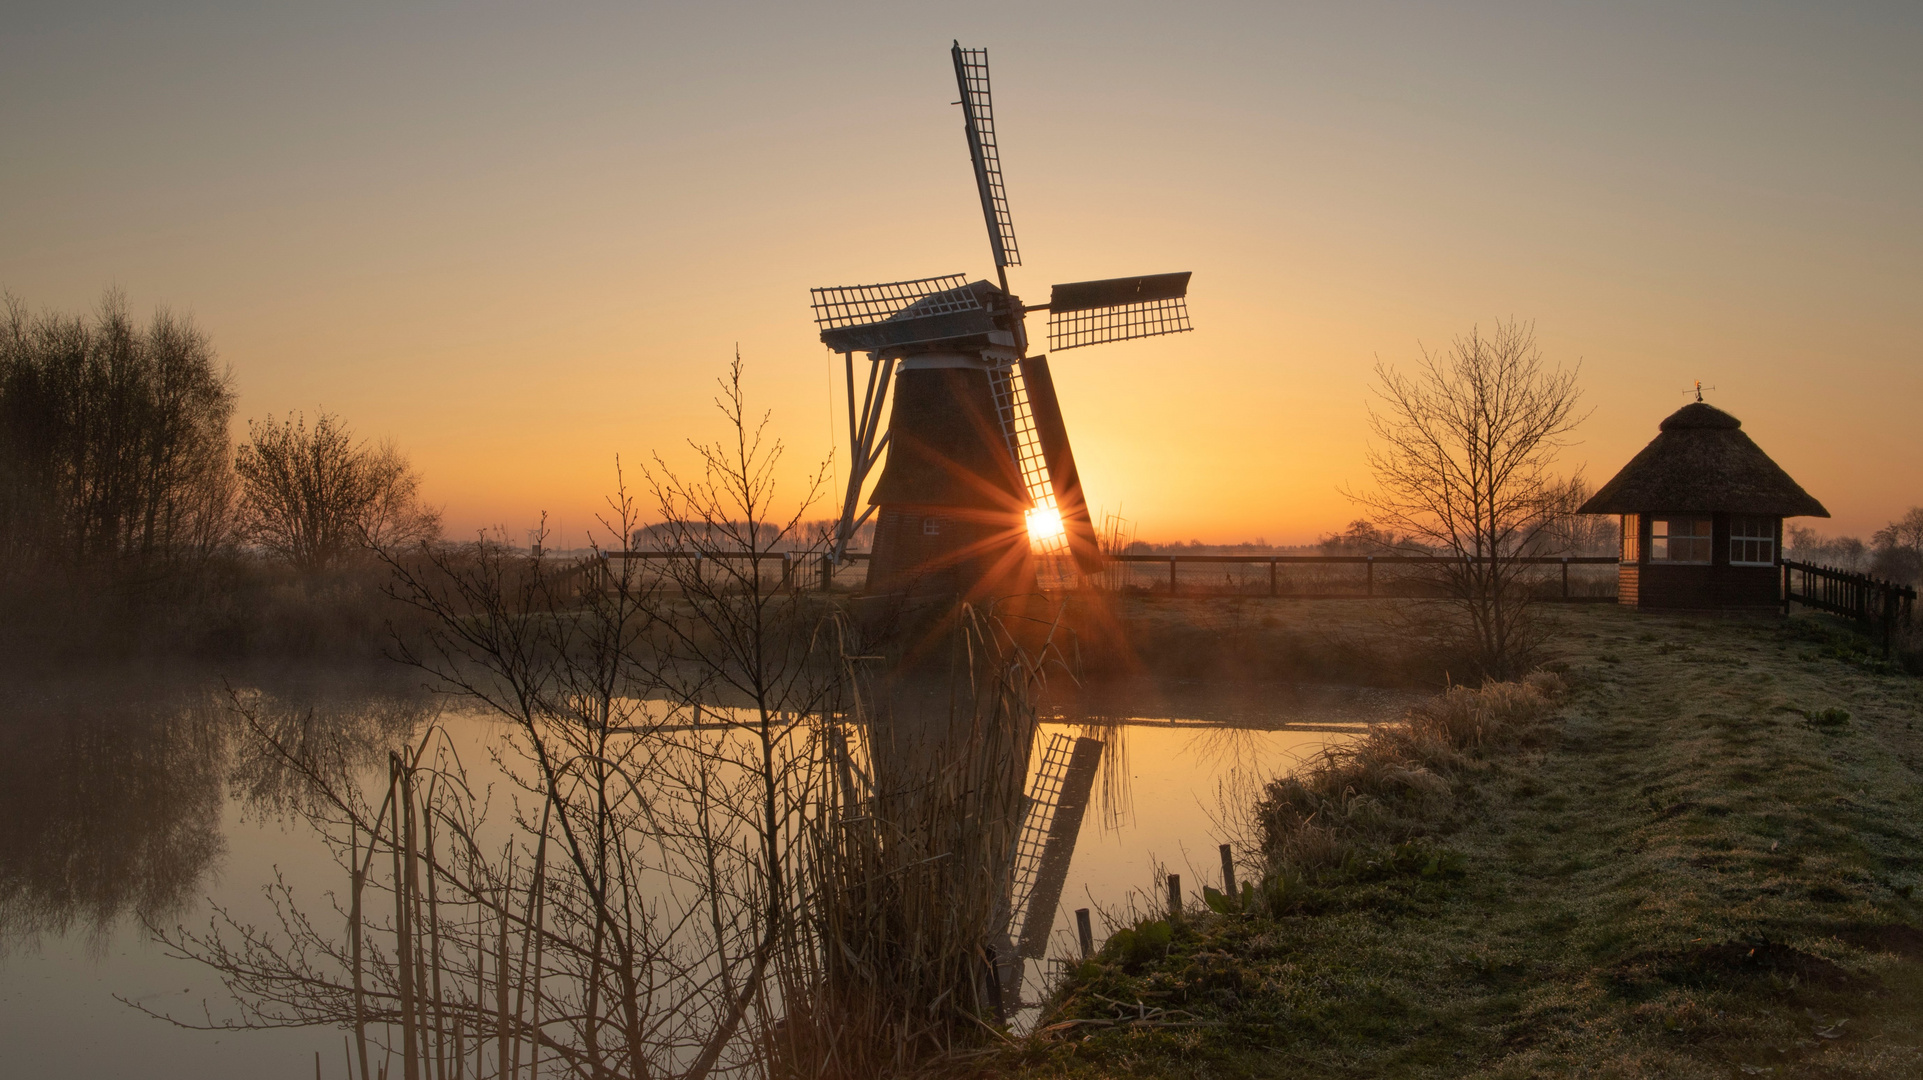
811 42 1193 599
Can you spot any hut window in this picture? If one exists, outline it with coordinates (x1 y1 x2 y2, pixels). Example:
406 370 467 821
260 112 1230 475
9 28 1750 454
922 517 942 536
1730 517 1775 565
1650 517 1711 563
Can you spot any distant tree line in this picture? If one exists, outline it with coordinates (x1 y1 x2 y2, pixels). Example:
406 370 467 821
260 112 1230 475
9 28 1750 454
1 293 438 612
1789 510 1923 585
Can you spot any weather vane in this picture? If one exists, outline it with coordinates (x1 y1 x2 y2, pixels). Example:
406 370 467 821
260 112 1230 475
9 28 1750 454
1683 380 1715 403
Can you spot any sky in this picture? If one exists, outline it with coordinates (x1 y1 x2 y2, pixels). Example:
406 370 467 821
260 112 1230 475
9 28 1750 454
4 1 1919 547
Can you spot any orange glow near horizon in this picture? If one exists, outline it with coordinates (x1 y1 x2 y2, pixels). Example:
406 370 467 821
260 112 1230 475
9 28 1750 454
3 6 1918 548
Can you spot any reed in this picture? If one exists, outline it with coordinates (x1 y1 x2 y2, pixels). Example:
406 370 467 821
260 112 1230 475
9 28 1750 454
770 606 1046 1077
1254 672 1564 877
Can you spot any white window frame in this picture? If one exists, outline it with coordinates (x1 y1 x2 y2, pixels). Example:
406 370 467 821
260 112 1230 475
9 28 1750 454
1650 517 1712 564
922 517 942 536
1729 516 1775 566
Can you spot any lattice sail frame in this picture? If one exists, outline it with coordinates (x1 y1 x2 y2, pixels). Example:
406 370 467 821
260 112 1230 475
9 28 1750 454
1047 296 1192 352
952 43 1020 269
1001 731 1075 940
809 274 979 332
987 365 1068 558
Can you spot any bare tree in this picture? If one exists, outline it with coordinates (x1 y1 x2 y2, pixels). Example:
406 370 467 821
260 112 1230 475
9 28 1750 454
0 291 235 582
1872 508 1923 586
1349 320 1587 679
234 411 441 572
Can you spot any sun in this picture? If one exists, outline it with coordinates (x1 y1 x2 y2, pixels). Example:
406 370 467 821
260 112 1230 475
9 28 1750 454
1025 504 1067 548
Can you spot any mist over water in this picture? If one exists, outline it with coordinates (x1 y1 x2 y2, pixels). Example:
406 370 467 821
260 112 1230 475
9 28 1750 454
0 664 1397 1077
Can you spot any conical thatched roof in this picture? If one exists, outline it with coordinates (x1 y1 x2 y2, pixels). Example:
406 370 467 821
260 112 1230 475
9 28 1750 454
1578 402 1829 517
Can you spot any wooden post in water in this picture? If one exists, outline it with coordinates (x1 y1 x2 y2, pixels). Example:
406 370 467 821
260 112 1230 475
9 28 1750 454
1268 558 1277 597
1219 844 1237 896
1076 908 1094 960
1168 557 1178 596
1561 557 1570 599
1166 874 1182 921
1366 556 1375 597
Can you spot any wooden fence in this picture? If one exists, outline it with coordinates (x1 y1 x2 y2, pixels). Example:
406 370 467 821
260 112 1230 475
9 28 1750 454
1103 553 1620 600
609 550 1621 599
1782 559 1917 656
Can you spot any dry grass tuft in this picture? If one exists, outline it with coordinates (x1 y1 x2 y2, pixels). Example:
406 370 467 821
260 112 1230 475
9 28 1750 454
1255 673 1562 875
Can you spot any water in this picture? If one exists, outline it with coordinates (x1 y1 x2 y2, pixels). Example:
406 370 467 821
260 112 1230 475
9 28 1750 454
0 670 1411 1077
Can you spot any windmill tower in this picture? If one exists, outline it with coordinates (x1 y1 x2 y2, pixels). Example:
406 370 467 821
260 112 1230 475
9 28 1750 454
812 43 1194 600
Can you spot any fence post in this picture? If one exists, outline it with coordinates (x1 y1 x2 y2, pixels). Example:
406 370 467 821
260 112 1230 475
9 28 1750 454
1782 562 1791 615
1220 843 1237 896
1076 908 1094 960
1169 557 1178 596
819 553 832 592
1366 556 1375 598
1166 874 1182 921
781 552 792 592
1269 558 1277 598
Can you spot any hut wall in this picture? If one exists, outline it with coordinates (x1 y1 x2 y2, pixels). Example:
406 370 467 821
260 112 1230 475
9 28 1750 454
1624 512 1783 610
1631 563 1778 609
1618 563 1641 606
1630 564 1776 607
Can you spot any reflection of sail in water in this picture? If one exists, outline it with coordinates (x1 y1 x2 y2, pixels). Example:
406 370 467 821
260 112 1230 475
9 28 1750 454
1013 735 1103 958
992 731 1103 1004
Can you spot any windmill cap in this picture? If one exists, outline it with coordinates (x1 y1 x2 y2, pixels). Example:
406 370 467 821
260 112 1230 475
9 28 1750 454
1659 401 1742 431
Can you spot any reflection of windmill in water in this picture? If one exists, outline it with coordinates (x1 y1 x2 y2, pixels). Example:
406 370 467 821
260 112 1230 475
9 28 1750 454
812 42 1195 600
994 731 1106 1009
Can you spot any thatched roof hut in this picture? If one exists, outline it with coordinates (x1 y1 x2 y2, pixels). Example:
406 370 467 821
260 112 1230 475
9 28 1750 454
1582 401 1827 610
1578 402 1828 518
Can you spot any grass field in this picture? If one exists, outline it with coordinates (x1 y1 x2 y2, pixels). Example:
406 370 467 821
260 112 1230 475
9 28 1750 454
995 602 1923 1078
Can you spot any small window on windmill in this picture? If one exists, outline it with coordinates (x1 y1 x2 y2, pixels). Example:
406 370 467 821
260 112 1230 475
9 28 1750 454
923 517 942 536
1730 517 1775 565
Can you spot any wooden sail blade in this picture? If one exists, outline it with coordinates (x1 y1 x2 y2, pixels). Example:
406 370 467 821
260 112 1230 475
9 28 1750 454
1046 272 1193 352
1019 356 1104 573
952 42 1020 270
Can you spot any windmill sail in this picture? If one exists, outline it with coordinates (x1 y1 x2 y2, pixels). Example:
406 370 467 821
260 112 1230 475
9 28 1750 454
811 274 993 354
985 365 1065 556
1047 272 1193 352
952 43 1020 270
1019 356 1104 573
